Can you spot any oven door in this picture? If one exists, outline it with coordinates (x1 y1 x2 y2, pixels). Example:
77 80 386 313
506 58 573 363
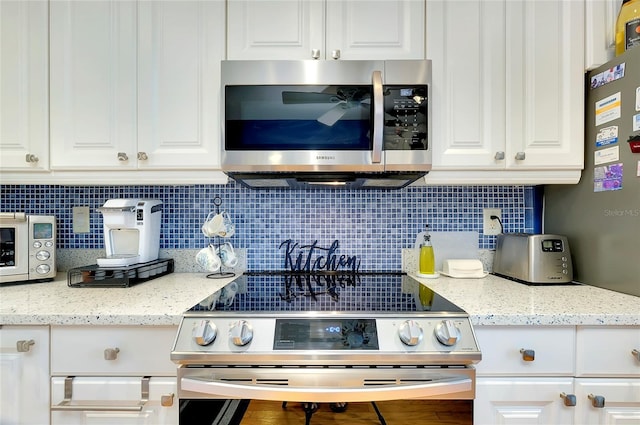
178 365 474 425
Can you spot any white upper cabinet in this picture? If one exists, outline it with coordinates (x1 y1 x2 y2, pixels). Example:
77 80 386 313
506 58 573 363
427 0 584 184
585 0 622 70
505 0 584 170
49 0 137 170
137 0 224 169
0 1 49 172
49 0 226 180
227 0 424 60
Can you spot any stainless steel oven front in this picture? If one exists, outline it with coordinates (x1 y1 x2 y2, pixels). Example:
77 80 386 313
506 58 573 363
171 273 481 425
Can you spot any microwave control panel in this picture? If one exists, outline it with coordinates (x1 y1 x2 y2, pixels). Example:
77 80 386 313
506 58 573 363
383 85 428 151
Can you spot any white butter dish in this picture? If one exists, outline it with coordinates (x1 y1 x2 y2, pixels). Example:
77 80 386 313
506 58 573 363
440 259 488 279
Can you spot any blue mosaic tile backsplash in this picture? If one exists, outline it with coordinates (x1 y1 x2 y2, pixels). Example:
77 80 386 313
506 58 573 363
0 183 542 271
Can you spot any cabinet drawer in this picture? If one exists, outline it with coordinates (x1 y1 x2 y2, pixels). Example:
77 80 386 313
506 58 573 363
474 326 575 376
576 326 640 377
51 326 177 376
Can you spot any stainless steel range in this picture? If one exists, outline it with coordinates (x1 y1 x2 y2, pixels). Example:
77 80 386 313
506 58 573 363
171 272 481 424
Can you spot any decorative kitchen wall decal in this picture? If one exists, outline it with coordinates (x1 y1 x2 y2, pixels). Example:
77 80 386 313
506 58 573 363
279 239 361 272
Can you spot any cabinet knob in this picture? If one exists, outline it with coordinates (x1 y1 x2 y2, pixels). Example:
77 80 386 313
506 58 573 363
494 151 505 160
559 392 576 407
16 339 35 352
104 347 120 360
137 152 148 161
515 151 526 160
117 152 128 161
632 349 640 362
331 49 341 60
520 348 535 361
25 153 39 163
311 49 320 59
161 393 175 407
588 393 605 408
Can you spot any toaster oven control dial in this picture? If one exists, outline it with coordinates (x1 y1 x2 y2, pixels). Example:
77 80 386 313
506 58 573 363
435 320 461 346
192 320 217 346
398 320 423 346
229 320 253 346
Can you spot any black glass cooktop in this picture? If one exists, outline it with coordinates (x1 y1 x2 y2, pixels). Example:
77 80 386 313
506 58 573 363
189 271 465 314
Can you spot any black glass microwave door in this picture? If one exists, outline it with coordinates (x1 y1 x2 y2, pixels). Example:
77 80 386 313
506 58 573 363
225 85 372 151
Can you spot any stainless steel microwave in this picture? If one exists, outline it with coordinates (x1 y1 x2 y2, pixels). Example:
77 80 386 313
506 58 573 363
221 60 432 189
0 213 56 284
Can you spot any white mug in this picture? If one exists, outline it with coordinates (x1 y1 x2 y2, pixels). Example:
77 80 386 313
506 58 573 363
195 244 221 272
217 242 238 268
202 211 235 238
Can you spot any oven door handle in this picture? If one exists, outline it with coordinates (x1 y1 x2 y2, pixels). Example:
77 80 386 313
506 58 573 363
181 376 473 402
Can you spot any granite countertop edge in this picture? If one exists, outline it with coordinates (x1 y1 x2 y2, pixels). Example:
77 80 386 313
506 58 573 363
1 272 639 327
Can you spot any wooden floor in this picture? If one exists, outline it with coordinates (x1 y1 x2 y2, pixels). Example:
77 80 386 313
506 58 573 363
241 400 472 425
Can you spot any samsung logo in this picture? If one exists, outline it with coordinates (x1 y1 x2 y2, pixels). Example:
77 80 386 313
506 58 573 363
316 155 336 161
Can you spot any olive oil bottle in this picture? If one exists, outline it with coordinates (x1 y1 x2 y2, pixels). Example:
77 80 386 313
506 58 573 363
616 0 640 55
419 225 435 275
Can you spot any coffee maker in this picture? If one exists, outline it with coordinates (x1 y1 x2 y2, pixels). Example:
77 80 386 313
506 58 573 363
96 199 162 267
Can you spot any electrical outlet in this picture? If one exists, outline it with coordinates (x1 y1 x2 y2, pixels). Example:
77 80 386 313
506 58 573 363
483 208 502 235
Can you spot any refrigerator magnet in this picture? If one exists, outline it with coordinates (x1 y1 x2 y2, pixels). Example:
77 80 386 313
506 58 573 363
634 114 640 132
636 87 640 111
628 135 640 154
595 92 622 126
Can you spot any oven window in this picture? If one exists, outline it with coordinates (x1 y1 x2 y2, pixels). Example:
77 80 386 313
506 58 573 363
225 85 372 151
0 228 16 267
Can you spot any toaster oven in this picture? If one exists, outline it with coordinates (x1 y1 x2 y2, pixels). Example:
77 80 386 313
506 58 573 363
0 213 56 284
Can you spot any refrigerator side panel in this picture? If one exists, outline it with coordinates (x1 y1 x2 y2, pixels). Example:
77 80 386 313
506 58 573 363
544 48 640 297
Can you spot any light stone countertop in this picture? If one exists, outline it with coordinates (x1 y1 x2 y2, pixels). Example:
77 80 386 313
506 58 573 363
1 272 639 327
411 273 640 326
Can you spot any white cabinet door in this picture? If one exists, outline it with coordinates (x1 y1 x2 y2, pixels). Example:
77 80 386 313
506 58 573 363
474 377 575 425
428 0 506 169
325 0 424 60
50 0 138 170
505 0 584 170
585 0 622 70
51 376 178 425
427 0 584 181
0 0 49 171
227 0 424 60
0 326 50 425
137 0 225 169
227 0 323 60
576 326 640 378
574 378 640 425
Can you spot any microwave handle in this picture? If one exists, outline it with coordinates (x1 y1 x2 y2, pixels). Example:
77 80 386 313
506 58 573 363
371 70 383 164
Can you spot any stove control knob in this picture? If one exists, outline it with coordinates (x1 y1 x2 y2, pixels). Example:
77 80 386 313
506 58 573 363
435 320 461 346
398 320 423 346
192 320 217 346
229 320 253 346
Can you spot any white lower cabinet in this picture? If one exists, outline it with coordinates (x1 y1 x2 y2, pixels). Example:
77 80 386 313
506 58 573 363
51 376 177 425
474 325 640 425
475 377 575 424
50 325 178 425
0 325 50 425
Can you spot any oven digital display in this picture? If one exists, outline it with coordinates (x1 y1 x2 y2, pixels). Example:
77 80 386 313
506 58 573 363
33 223 53 240
274 318 379 350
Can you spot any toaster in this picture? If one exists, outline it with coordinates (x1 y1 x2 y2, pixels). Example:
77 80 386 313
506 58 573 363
493 233 573 284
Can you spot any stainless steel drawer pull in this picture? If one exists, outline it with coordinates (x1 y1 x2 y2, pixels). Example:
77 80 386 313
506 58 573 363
515 151 526 160
117 152 128 161
632 349 640 362
16 339 35 352
104 347 120 360
161 393 175 407
25 153 39 163
520 348 535 361
494 151 505 160
51 376 150 412
588 393 605 408
559 392 576 407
